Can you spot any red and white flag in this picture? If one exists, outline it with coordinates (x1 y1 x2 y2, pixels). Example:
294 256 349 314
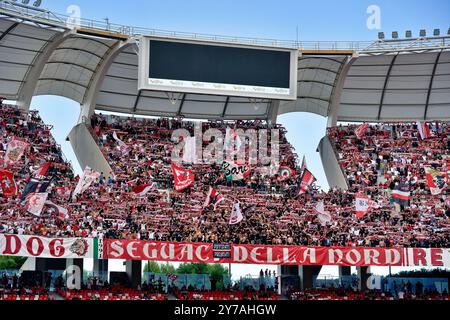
355 123 369 139
0 169 17 197
425 167 449 195
112 131 128 155
298 169 316 195
4 139 29 166
72 167 101 200
56 186 72 200
132 183 157 196
25 192 48 216
355 193 369 218
45 200 69 220
203 187 224 210
171 163 194 191
392 189 411 201
229 202 244 225
314 201 332 226
417 121 431 140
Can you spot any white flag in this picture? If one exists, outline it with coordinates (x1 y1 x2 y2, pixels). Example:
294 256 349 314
112 131 128 154
45 200 69 220
72 167 101 200
229 202 243 225
314 201 332 226
25 192 48 216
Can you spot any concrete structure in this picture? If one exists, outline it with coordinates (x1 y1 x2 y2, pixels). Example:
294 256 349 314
317 136 349 190
125 260 142 288
67 122 113 179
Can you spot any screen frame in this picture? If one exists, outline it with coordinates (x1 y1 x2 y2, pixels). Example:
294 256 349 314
138 36 298 101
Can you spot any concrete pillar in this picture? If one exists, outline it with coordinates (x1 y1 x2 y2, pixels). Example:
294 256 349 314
357 266 370 291
277 265 300 296
93 258 109 280
299 266 322 290
125 260 142 288
338 266 351 277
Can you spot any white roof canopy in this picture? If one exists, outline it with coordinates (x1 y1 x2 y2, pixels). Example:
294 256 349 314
1 8 449 123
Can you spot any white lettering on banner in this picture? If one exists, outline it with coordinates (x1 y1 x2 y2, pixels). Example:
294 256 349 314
299 248 316 264
364 249 381 265
250 247 265 263
180 244 194 261
366 275 382 290
385 249 401 265
142 243 158 259
160 243 175 260
195 245 209 262
328 248 344 264
66 265 81 290
126 241 139 259
266 248 281 264
109 240 124 258
346 249 362 265
233 246 248 263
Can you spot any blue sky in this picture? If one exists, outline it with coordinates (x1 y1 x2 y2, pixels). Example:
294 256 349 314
29 0 449 277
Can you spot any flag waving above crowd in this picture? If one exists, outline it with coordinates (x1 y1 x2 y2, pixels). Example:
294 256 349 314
229 202 244 225
425 167 448 195
355 123 369 139
278 166 295 181
72 166 101 200
203 187 224 210
25 192 48 216
4 138 29 166
171 163 194 191
417 121 431 140
0 169 17 197
298 169 316 195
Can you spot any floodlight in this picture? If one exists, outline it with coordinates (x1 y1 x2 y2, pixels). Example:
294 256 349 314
419 29 426 37
405 30 412 38
378 32 385 40
433 29 440 36
391 31 398 39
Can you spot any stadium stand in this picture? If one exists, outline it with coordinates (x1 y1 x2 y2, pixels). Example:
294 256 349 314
1 103 449 248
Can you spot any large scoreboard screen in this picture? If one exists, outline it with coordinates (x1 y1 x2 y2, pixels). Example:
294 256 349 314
138 37 298 100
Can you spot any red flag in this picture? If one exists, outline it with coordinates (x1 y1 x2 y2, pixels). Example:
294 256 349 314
392 189 411 201
355 123 369 139
171 163 194 191
298 169 316 195
4 138 29 166
203 187 224 210
0 169 17 197
132 183 157 196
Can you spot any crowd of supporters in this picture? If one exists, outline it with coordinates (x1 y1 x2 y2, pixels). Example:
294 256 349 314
0 103 449 248
289 287 449 301
0 272 51 300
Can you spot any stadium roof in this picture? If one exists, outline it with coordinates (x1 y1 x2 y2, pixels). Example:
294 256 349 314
0 0 449 123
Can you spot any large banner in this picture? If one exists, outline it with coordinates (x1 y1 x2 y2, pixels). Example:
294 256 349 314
0 234 95 259
102 239 450 267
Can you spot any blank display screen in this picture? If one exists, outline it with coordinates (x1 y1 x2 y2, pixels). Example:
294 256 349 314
149 40 291 89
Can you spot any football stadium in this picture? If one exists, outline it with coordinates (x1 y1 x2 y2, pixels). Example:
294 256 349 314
0 0 449 312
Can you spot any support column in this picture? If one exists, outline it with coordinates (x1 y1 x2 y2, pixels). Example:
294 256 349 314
299 266 322 290
338 266 351 277
125 260 142 289
93 258 109 281
357 266 370 291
